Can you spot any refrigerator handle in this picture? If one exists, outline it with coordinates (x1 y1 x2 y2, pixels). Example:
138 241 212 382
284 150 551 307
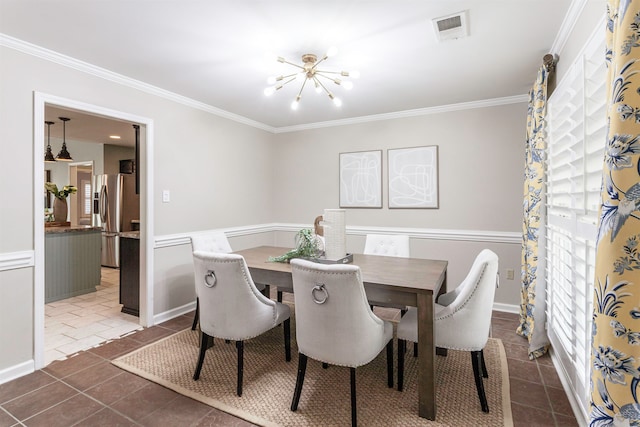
100 184 108 223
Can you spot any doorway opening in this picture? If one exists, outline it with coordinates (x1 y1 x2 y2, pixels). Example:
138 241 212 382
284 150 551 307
34 92 154 369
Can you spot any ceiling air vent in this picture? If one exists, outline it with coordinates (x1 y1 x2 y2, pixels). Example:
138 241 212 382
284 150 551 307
432 11 468 42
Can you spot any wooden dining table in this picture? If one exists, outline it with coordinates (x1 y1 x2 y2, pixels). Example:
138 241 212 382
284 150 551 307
234 245 448 420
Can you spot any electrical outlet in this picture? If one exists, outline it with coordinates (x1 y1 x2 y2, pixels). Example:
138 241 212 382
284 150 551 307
506 269 515 280
162 190 170 203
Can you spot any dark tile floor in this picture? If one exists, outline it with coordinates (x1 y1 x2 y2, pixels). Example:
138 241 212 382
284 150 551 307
0 310 579 426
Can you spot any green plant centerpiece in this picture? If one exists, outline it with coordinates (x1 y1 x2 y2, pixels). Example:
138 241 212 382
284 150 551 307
45 182 77 199
268 228 323 263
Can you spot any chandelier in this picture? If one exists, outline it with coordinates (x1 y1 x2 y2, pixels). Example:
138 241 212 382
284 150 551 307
264 47 359 110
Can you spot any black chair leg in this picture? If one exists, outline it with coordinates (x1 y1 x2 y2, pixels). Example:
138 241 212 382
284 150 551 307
471 351 489 412
397 339 406 391
350 367 357 427
284 319 291 361
386 340 393 388
277 290 283 302
480 349 488 378
322 362 329 369
413 342 418 357
193 332 209 380
291 353 308 411
191 297 199 331
236 341 244 396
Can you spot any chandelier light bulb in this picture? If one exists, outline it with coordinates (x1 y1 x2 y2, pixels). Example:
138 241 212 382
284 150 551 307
267 76 276 85
343 81 354 90
350 70 361 79
326 46 338 57
333 97 342 107
291 95 301 110
264 87 276 96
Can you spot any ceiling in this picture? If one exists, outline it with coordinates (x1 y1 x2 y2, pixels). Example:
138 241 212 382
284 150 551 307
2 0 574 143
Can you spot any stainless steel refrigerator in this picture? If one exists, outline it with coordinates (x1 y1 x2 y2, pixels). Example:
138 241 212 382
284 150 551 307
93 174 140 268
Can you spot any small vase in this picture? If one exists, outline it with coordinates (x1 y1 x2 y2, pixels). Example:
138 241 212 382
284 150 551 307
53 197 68 222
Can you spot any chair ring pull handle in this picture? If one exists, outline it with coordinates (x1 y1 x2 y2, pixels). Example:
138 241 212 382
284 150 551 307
204 270 217 288
312 283 328 305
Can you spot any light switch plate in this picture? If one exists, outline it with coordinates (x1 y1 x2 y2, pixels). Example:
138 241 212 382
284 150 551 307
506 269 515 280
162 190 170 203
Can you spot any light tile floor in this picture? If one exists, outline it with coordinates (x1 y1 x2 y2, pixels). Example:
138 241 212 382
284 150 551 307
44 267 142 366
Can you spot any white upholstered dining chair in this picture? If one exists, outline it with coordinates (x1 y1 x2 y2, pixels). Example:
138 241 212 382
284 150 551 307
191 251 291 396
364 234 411 316
396 249 499 413
190 232 267 330
289 258 394 427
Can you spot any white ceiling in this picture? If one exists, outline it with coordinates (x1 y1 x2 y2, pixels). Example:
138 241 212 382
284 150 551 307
1 0 574 143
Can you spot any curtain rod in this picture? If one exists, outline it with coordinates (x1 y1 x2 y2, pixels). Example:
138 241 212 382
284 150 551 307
543 53 557 73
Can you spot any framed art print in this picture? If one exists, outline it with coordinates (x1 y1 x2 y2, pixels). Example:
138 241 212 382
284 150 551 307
339 150 382 208
388 145 439 208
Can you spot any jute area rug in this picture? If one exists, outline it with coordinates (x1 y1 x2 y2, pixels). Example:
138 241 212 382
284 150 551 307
113 323 513 426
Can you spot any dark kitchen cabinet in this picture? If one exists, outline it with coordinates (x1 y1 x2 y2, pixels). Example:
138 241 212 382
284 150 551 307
119 233 139 316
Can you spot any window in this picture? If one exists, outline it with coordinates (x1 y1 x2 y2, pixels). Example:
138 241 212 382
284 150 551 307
545 27 604 419
78 178 92 225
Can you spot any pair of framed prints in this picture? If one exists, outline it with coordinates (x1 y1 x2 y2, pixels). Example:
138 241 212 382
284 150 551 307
339 146 438 209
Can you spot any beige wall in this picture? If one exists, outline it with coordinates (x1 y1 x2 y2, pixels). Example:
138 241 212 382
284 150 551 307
0 269 33 370
272 105 525 231
270 104 526 306
0 45 275 377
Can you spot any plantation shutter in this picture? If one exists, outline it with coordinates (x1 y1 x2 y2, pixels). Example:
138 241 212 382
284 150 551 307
545 26 604 418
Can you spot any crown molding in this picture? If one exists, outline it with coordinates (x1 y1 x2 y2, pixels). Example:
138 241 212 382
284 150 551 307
550 0 589 55
273 95 529 134
0 33 275 133
2 33 530 135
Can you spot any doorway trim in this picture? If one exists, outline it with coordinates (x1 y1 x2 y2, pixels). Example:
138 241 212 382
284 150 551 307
33 92 155 369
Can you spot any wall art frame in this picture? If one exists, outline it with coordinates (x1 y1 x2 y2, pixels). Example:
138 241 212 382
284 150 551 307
388 145 439 209
339 150 382 208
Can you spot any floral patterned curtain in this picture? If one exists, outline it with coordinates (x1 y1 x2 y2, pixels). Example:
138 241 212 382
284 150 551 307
517 65 551 360
590 1 640 425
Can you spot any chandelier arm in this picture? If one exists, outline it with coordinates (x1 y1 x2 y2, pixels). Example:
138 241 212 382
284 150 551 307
313 77 333 98
296 77 309 98
311 55 329 70
281 76 298 86
280 59 305 70
314 69 344 75
277 72 299 81
315 73 341 85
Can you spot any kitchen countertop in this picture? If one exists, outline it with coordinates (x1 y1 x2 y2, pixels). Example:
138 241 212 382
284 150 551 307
45 225 102 234
120 231 140 239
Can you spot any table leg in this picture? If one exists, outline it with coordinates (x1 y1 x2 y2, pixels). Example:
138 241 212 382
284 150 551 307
416 292 436 420
435 273 448 357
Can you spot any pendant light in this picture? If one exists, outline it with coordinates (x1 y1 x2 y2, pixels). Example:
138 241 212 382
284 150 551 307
44 121 56 163
55 117 73 161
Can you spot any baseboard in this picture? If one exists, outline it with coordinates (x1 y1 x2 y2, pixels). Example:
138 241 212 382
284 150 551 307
153 301 196 325
0 360 34 385
492 302 519 314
